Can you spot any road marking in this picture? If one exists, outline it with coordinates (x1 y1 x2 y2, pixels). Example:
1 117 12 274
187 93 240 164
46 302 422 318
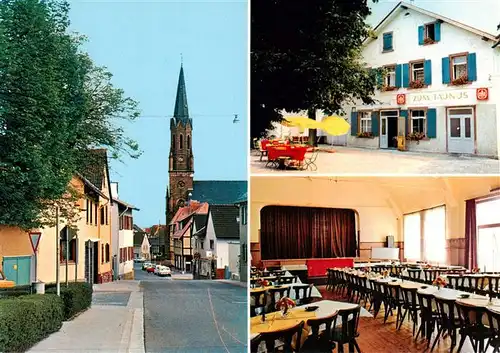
207 288 230 353
222 326 245 346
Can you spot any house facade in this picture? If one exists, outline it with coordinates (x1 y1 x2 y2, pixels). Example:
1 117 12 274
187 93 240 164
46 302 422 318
344 2 500 158
235 193 248 282
110 182 138 280
0 149 114 285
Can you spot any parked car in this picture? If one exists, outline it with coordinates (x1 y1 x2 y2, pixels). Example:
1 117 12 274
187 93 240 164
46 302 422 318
157 266 171 277
134 258 145 263
146 265 156 273
153 265 162 275
0 270 15 288
142 262 153 271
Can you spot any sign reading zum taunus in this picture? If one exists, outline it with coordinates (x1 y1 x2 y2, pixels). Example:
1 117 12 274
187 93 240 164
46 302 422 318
399 88 489 106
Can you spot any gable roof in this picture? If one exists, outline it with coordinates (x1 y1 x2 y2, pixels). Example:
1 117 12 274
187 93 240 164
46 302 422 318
234 192 247 205
210 205 239 239
170 201 209 225
77 149 113 202
368 1 498 46
114 198 139 211
191 180 247 205
192 214 208 238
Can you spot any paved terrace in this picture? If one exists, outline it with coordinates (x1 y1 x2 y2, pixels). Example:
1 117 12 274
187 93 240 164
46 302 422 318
251 145 500 174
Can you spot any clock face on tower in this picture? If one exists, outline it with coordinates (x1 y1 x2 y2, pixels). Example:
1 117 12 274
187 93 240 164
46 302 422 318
178 157 184 162
178 181 185 188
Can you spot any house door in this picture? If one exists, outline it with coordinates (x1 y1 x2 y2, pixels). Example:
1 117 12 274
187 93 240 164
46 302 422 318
380 117 388 149
3 256 32 285
85 241 98 284
448 107 474 154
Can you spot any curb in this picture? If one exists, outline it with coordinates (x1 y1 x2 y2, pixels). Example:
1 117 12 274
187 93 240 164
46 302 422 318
215 280 248 288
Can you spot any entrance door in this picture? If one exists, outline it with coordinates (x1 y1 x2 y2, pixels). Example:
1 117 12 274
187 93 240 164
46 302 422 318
2 256 32 285
448 107 474 154
380 117 388 149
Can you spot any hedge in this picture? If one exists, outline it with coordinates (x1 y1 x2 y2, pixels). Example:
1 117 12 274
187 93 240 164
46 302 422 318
0 294 64 352
46 282 93 320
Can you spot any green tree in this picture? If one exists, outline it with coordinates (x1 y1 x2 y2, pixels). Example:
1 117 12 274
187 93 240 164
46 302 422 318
0 0 140 230
251 0 379 141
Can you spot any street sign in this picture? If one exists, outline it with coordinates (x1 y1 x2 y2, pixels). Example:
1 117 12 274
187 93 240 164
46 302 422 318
29 232 41 253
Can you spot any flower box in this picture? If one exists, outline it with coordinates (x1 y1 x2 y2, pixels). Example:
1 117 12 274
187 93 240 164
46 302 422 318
424 37 435 45
406 132 426 142
381 86 397 92
409 80 425 89
357 132 373 138
451 75 469 86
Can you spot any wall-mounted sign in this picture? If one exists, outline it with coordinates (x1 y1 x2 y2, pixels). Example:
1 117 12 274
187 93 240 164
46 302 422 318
396 94 406 105
404 88 482 107
476 88 489 101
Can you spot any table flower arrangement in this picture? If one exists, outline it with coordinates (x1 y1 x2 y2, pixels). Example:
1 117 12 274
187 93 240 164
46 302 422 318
382 270 390 278
433 276 447 290
276 297 296 317
257 278 269 287
472 268 480 274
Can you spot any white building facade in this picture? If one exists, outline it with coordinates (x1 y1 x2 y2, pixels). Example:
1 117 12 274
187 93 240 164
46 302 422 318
347 2 500 158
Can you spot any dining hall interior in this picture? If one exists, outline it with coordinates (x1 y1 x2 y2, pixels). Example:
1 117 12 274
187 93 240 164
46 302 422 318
249 175 500 353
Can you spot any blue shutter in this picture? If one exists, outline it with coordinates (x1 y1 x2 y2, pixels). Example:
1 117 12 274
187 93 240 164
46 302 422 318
371 111 379 136
400 110 408 136
350 112 358 136
424 60 432 85
402 63 410 87
383 33 393 51
427 108 437 138
467 53 477 81
418 26 425 45
395 64 402 88
434 22 441 42
442 57 451 84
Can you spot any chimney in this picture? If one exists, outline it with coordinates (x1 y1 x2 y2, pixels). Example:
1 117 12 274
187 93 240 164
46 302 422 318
110 182 119 199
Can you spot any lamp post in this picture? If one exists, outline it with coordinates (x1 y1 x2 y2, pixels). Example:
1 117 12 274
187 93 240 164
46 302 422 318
55 206 60 296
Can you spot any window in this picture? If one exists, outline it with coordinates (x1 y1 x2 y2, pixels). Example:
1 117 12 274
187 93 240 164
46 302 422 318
187 135 191 149
451 55 467 80
210 240 214 250
382 32 393 52
94 204 98 225
241 204 247 225
425 23 435 41
172 135 176 150
100 207 105 225
102 244 104 263
105 206 108 225
404 206 446 263
411 61 424 82
179 134 184 149
105 244 110 262
476 198 500 272
86 199 89 224
384 66 396 87
89 201 93 224
359 112 371 133
410 110 426 134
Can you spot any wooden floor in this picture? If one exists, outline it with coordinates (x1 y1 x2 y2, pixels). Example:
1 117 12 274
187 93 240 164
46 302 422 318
318 285 492 353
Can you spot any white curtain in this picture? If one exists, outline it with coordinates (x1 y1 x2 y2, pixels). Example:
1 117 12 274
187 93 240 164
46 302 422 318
404 213 421 261
476 198 500 272
423 206 446 264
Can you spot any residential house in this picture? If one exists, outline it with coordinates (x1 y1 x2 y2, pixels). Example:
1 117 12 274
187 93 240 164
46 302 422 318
140 234 151 260
193 205 240 278
0 149 114 285
345 1 500 157
235 192 248 282
170 201 209 272
147 225 166 259
110 182 139 280
133 225 147 259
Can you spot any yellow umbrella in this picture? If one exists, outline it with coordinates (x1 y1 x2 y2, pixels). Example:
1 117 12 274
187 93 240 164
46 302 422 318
320 116 351 136
282 116 321 134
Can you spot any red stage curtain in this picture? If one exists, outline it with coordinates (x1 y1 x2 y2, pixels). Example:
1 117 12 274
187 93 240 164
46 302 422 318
260 206 356 260
464 198 477 270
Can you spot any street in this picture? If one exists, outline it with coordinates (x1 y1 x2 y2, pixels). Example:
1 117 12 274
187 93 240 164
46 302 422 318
137 264 247 353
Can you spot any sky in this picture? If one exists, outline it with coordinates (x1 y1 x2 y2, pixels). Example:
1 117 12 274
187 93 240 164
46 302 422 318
68 0 248 227
367 0 500 35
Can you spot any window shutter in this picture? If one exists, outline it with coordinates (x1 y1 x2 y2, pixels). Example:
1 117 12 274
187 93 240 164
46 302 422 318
395 64 402 88
427 108 437 138
371 111 380 136
383 33 392 51
402 64 410 87
418 26 424 45
424 60 432 85
434 22 441 42
376 69 383 87
350 112 358 136
442 57 451 84
400 110 409 135
467 53 477 81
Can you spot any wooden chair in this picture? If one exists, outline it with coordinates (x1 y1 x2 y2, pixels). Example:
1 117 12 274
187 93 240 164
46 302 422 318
294 283 314 305
278 276 295 285
431 297 461 352
260 320 305 352
268 287 291 313
332 305 362 353
250 290 268 317
416 292 439 347
456 301 493 353
302 311 339 353
399 286 420 335
486 307 500 353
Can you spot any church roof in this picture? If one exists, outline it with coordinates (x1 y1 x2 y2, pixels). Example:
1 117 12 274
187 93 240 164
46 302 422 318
191 180 247 205
172 65 191 127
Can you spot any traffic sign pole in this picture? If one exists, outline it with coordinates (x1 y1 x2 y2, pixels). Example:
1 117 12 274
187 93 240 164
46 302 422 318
29 232 42 283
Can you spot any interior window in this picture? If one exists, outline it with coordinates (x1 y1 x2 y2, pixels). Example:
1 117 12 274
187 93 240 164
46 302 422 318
476 198 500 272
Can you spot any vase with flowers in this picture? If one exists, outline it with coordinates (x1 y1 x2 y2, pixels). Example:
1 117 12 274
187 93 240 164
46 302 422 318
471 267 480 274
382 270 390 278
257 278 269 287
276 297 296 317
432 276 447 290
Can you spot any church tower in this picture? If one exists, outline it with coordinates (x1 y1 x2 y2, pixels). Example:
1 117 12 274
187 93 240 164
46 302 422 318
166 64 194 258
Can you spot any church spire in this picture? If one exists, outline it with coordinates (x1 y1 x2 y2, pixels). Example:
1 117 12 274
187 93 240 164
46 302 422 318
173 64 190 125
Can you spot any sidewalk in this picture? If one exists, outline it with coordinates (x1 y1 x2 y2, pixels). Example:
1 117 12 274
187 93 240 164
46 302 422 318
215 279 247 288
29 281 144 353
